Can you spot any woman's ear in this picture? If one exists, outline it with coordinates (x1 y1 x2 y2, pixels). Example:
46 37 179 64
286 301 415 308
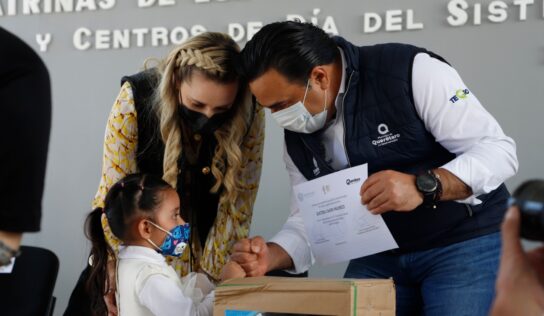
137 218 153 240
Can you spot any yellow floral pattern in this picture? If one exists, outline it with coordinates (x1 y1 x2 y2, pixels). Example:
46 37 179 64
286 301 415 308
93 82 265 280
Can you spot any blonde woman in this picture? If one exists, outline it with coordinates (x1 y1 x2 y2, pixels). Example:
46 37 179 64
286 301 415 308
65 32 264 316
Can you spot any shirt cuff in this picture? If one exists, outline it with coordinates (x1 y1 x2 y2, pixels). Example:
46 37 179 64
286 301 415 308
440 156 502 205
269 230 313 275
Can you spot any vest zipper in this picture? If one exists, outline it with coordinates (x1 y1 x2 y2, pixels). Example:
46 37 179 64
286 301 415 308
465 204 474 217
341 71 356 167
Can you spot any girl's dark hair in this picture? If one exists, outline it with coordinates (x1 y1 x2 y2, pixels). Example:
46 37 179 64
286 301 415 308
239 21 340 85
84 173 172 315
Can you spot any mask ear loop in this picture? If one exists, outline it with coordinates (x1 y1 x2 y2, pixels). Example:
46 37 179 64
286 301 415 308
145 220 173 252
303 79 329 114
323 89 328 112
301 79 311 106
146 238 162 252
147 220 173 236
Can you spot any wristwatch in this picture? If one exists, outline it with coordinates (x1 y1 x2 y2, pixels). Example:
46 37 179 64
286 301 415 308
416 170 442 209
0 240 21 267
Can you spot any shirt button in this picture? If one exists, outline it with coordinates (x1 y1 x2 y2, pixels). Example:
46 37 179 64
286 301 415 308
193 134 202 142
202 167 210 175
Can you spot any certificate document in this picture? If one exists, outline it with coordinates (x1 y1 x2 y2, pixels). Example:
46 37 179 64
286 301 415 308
293 164 399 265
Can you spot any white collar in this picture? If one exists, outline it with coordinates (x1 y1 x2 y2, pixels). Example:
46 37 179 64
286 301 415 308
118 245 166 264
326 47 347 128
336 47 347 98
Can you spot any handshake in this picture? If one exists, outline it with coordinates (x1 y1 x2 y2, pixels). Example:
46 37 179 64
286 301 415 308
224 236 275 280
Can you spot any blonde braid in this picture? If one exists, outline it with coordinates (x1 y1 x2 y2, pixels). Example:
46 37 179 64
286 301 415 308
176 49 225 76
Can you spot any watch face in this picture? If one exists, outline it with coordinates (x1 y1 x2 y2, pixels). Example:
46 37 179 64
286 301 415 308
417 173 438 193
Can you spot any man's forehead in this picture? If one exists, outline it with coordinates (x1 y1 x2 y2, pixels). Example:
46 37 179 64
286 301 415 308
250 69 300 106
251 69 289 87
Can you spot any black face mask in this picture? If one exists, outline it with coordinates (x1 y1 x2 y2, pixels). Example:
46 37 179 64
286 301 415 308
179 104 233 135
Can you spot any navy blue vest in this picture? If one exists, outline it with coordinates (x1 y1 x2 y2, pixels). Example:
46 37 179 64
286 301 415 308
285 38 509 252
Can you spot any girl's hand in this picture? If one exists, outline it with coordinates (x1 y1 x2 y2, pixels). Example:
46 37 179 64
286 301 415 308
231 236 270 277
220 261 246 281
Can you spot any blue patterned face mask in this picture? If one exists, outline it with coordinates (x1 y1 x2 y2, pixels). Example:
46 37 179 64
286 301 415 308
146 221 190 257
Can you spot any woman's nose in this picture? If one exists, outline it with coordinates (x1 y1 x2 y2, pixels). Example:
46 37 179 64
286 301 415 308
204 108 214 118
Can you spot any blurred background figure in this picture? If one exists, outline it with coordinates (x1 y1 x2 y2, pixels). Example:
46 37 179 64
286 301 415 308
0 27 51 267
491 180 544 315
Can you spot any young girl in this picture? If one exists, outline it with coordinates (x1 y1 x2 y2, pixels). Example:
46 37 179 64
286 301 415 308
86 173 245 316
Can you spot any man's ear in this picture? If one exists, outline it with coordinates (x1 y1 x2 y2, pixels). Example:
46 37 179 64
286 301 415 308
137 218 153 240
310 66 331 91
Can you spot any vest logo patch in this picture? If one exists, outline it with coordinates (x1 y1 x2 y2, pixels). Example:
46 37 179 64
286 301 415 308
312 157 320 176
372 123 401 147
378 124 389 135
449 88 470 103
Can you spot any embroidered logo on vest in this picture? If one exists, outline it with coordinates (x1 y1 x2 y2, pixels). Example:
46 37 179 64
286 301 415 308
378 124 389 135
372 123 401 147
312 157 320 176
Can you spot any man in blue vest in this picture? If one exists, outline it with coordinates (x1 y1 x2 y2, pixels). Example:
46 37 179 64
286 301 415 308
231 21 518 315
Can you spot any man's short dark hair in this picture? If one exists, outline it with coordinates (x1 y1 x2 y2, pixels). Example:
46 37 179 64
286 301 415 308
240 21 339 84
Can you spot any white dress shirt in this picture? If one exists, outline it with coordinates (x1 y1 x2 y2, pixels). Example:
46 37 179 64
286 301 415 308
269 51 518 274
117 245 214 316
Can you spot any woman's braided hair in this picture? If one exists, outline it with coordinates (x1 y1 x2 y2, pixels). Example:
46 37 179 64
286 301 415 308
152 32 252 205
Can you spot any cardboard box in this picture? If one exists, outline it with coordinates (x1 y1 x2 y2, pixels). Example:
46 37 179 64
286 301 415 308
214 277 395 316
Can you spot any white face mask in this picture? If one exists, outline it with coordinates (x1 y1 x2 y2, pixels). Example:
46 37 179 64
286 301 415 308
271 80 328 134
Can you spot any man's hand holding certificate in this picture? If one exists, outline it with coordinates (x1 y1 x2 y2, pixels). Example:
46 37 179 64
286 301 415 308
293 164 398 265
